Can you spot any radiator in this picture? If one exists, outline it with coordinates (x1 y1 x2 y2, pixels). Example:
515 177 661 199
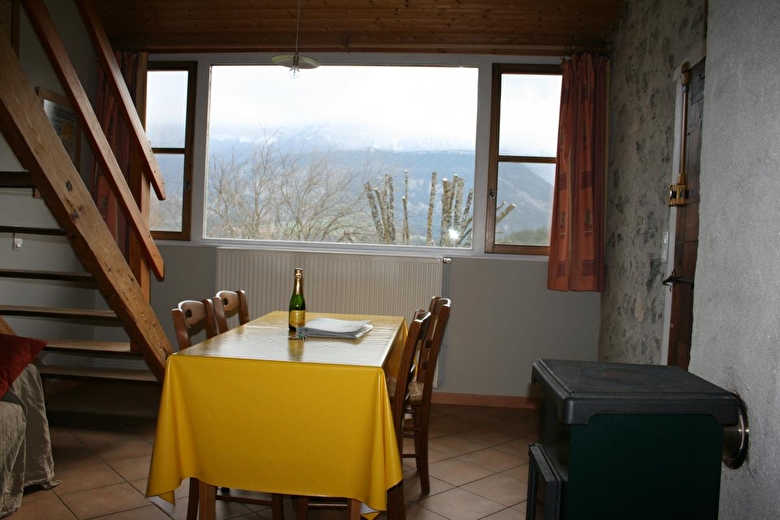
215 248 447 386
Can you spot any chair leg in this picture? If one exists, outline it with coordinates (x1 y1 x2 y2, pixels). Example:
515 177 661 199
418 407 431 496
295 496 309 520
186 478 200 520
346 499 360 520
198 481 216 520
271 493 285 520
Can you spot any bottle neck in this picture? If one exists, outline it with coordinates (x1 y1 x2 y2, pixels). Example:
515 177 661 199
293 271 303 295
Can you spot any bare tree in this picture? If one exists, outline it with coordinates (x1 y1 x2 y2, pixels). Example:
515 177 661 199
206 130 369 242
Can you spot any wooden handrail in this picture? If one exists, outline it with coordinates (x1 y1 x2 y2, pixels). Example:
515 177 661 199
21 0 164 279
74 0 166 201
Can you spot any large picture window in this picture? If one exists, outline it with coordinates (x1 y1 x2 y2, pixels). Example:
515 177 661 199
146 56 565 256
205 65 478 248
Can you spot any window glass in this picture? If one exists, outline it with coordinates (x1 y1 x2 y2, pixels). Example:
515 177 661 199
487 65 562 254
149 153 184 232
498 74 562 157
206 65 478 248
494 162 555 246
146 62 195 240
146 70 188 148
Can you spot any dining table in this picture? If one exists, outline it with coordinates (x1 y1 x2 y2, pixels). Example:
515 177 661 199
146 311 408 520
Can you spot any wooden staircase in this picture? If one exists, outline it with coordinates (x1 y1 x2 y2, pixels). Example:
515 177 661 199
0 0 174 382
0 226 159 383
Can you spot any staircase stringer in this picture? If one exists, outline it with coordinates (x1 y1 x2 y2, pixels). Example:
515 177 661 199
0 38 171 381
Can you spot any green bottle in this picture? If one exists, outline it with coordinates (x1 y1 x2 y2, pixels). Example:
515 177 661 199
288 268 306 332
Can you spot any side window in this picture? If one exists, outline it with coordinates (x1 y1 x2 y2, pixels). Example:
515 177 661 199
486 64 562 255
145 62 196 240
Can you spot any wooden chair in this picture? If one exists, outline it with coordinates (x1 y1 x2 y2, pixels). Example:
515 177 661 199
211 289 250 334
171 299 218 351
171 298 285 520
403 297 452 496
295 310 432 520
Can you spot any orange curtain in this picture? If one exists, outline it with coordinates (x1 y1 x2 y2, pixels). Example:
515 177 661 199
89 51 138 257
547 54 608 292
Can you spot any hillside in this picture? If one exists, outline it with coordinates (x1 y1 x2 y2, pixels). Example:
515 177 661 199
207 137 553 242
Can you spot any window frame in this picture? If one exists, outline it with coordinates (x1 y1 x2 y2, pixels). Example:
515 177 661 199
485 63 562 255
147 60 197 241
147 53 563 258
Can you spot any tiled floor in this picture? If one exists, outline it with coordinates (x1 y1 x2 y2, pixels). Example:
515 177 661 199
9 382 539 520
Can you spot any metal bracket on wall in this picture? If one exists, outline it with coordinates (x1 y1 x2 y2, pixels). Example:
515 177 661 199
722 393 749 469
669 63 691 207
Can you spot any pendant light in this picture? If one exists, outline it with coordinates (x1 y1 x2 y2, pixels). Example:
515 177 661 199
272 0 319 79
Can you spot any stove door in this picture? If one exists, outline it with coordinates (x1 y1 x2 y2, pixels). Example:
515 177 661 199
526 444 563 520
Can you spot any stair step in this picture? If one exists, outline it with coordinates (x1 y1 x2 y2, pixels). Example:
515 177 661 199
37 365 158 383
0 172 34 188
0 305 120 321
0 268 95 283
43 339 141 356
0 225 67 236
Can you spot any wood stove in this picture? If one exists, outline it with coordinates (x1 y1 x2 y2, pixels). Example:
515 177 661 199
527 359 739 520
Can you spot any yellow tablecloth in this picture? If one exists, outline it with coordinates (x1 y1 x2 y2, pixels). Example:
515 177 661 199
146 312 407 512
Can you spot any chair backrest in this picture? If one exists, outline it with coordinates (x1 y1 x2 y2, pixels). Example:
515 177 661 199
391 309 431 449
415 297 452 404
211 290 250 334
171 299 218 351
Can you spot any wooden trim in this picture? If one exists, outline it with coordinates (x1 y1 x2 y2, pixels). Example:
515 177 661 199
22 0 165 279
129 52 151 302
431 392 540 409
485 63 561 257
147 61 197 241
74 0 166 201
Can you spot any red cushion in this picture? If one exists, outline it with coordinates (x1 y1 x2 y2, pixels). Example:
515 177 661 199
0 334 47 399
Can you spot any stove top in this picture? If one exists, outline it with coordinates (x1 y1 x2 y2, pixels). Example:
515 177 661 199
532 358 739 425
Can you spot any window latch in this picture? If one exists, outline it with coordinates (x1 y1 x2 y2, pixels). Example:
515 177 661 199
488 188 496 201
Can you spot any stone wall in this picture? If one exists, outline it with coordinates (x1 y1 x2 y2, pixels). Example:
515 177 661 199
600 0 706 363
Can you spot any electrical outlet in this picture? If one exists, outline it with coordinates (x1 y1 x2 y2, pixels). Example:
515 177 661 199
12 235 23 251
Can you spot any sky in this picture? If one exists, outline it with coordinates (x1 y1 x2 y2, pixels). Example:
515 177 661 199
146 64 561 155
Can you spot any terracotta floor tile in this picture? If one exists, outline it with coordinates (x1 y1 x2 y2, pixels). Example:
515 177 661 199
416 488 504 520
462 474 526 507
404 502 449 520
456 448 525 473
7 495 77 520
428 459 494 486
53 457 125 496
500 463 529 483
428 434 486 458
457 426 519 447
481 506 526 520
58 482 150 519
106 454 153 481
89 504 172 519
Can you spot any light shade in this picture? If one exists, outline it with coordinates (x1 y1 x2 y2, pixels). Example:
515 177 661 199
272 0 319 78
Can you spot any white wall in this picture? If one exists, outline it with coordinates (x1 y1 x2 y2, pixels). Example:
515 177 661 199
692 1 780 517
150 249 601 397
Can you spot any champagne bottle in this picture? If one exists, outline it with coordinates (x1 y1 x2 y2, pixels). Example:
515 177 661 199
288 268 306 332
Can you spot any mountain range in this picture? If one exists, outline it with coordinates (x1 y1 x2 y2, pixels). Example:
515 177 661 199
207 135 554 242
